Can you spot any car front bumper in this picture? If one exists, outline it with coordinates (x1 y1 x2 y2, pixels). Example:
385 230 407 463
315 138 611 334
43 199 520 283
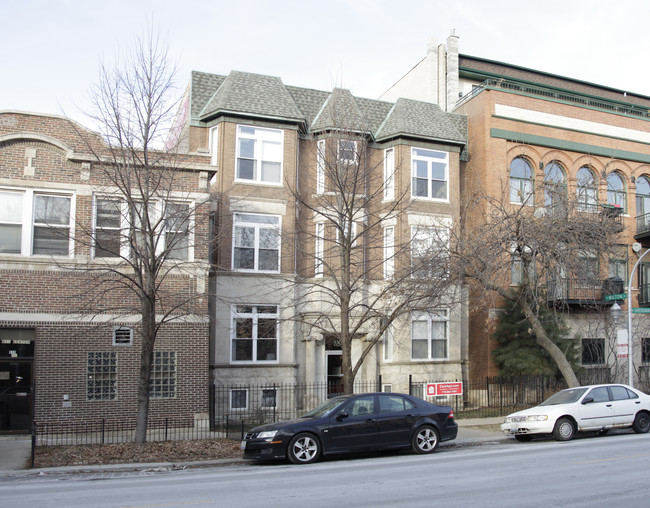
241 438 288 461
501 420 554 436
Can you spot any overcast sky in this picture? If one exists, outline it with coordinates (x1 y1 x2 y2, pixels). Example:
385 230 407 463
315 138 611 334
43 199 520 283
3 0 650 127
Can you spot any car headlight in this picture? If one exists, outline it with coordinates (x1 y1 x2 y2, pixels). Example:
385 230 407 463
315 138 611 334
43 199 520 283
257 430 278 439
525 415 548 422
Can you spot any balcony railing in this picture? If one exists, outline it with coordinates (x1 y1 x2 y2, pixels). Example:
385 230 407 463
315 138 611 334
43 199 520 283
547 277 623 306
636 213 650 237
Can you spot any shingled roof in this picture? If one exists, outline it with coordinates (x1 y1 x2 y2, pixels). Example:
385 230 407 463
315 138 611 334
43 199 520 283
189 70 466 146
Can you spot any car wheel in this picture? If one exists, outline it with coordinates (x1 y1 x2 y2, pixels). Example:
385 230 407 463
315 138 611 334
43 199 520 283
632 412 650 434
552 417 575 441
412 425 439 454
287 433 321 464
514 435 533 442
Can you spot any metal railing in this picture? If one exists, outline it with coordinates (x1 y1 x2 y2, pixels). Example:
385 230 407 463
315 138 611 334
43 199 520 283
456 78 650 119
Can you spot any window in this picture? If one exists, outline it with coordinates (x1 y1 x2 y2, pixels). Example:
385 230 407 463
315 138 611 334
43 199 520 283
544 161 566 210
236 125 283 184
95 198 122 257
509 157 534 204
33 194 72 255
378 394 415 413
411 148 449 200
112 327 133 346
163 202 190 260
232 213 280 272
345 395 375 416
607 172 626 212
230 389 248 410
384 148 395 200
411 226 449 278
150 351 176 398
0 189 73 256
315 222 324 277
210 126 218 166
637 176 650 217
577 250 599 287
577 166 598 212
609 245 628 280
0 190 23 253
231 305 279 363
93 198 192 261
383 323 394 361
87 352 117 400
316 140 325 194
338 140 357 164
384 226 394 279
261 388 277 409
411 310 449 360
642 338 650 364
581 338 605 365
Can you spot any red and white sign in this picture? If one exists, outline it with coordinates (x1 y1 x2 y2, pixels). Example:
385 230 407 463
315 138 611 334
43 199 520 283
426 382 463 397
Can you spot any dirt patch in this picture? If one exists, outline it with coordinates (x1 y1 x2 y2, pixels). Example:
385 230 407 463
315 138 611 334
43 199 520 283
33 439 242 468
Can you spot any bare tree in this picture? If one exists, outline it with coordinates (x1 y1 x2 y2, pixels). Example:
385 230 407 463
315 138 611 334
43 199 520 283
452 172 623 387
289 96 461 393
70 31 214 444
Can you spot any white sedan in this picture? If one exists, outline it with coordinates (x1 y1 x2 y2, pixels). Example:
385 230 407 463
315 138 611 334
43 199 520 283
501 384 650 441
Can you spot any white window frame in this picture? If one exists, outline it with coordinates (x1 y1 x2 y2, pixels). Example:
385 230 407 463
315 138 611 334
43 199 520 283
261 388 278 409
92 197 194 261
384 226 394 279
230 389 249 410
316 140 325 194
411 310 449 361
235 125 283 185
384 148 395 201
411 148 449 201
315 221 324 277
410 225 449 278
210 125 219 166
230 304 280 364
0 187 74 258
232 213 281 272
383 323 394 362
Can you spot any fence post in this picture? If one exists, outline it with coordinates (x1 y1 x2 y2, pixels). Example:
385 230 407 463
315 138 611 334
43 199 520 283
241 420 245 441
409 375 412 396
101 419 105 445
165 418 169 441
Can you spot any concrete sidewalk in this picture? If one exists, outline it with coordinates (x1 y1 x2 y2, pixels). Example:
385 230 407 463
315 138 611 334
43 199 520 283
0 418 507 475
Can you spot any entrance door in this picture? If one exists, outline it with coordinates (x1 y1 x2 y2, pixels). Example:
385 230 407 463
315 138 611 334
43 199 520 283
326 351 343 397
641 263 650 305
0 329 35 433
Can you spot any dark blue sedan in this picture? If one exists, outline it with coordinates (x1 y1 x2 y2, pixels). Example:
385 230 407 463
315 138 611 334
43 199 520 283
241 392 458 464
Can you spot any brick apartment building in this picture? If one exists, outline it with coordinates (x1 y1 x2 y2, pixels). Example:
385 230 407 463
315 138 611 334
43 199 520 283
170 70 468 411
0 111 213 431
383 34 650 385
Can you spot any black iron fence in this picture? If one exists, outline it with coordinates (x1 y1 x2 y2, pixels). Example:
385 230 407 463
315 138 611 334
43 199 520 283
31 372 621 461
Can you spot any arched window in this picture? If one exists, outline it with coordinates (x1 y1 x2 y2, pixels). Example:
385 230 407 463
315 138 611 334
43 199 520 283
509 157 534 204
607 172 626 211
544 161 566 209
577 166 598 212
636 175 650 217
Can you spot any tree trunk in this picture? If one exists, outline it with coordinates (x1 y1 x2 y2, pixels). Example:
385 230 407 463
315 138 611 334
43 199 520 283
134 292 156 445
519 301 580 387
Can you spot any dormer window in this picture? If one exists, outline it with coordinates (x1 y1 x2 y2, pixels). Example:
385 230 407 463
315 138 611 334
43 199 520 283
236 125 283 184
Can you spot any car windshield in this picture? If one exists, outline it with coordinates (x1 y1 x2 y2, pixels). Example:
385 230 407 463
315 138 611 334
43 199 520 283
540 387 588 406
301 397 349 418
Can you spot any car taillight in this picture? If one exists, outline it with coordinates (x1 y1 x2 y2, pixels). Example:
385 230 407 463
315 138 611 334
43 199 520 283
448 409 454 420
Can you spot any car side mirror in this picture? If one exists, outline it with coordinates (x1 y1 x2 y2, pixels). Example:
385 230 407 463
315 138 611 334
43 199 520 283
336 412 350 421
582 397 594 405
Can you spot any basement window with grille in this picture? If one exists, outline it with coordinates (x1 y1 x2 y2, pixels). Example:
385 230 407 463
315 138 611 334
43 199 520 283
113 327 133 346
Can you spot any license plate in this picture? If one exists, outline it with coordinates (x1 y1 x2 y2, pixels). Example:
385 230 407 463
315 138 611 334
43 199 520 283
240 440 247 450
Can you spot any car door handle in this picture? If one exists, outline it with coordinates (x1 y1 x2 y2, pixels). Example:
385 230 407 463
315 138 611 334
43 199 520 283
606 404 612 407
636 401 641 404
